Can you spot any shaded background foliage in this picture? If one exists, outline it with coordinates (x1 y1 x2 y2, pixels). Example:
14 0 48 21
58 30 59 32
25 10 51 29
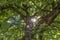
0 0 60 40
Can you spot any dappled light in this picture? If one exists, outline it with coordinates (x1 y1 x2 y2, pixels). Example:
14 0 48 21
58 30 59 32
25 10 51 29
0 0 60 40
31 17 37 23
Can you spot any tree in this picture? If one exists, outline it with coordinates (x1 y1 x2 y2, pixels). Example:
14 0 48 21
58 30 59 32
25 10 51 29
0 0 60 40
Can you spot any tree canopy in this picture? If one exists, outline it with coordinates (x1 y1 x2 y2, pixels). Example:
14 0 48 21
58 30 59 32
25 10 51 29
0 0 60 40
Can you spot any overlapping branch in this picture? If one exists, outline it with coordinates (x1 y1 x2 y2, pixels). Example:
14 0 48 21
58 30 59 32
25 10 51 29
37 0 60 26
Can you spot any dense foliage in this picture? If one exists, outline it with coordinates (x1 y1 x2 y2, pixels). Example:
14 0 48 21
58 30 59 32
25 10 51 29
0 0 60 40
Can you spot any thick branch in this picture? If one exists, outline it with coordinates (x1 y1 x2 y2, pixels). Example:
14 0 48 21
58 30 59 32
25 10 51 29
37 10 59 26
36 0 60 26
